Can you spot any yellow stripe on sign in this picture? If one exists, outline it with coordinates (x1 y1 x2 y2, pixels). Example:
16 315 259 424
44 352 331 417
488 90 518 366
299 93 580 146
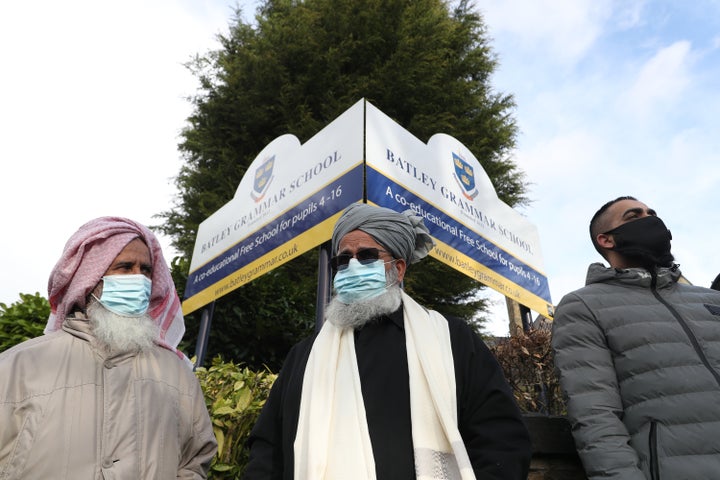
182 212 344 315
430 240 554 320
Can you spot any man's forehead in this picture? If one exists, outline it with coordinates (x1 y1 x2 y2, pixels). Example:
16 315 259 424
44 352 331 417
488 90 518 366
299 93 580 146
338 230 382 249
608 199 651 215
112 238 151 261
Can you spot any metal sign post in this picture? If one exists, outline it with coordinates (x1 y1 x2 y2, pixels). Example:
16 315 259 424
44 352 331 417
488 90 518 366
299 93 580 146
193 301 215 370
315 241 333 332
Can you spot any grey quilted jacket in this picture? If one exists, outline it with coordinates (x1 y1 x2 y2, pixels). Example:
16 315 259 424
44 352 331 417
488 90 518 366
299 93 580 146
552 263 720 480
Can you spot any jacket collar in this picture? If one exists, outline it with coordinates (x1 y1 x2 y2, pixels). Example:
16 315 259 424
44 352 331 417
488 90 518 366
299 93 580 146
585 262 681 289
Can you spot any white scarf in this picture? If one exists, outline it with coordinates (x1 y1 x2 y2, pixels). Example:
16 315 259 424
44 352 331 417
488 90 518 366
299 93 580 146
294 292 476 480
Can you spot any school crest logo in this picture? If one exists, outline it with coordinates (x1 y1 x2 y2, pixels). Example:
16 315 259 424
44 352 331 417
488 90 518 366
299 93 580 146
452 152 478 200
251 155 275 202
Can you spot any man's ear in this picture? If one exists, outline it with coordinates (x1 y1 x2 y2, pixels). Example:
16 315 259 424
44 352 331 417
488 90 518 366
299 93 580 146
395 258 407 282
596 233 615 250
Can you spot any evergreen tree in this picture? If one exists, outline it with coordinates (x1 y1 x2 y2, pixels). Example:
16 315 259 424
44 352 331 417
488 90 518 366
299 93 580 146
160 0 527 370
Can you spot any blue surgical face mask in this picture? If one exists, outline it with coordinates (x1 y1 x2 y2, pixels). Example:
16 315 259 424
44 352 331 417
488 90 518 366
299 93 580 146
333 258 389 304
96 274 152 317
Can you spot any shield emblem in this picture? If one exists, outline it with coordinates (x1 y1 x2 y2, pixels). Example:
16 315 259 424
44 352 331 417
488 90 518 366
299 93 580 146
453 152 475 191
252 155 275 201
452 152 478 199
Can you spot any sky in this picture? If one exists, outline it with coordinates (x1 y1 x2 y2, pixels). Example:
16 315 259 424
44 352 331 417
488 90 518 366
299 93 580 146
1 0 719 337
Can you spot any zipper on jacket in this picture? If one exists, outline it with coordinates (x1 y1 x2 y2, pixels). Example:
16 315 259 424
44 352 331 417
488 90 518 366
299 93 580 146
650 282 720 388
649 420 660 480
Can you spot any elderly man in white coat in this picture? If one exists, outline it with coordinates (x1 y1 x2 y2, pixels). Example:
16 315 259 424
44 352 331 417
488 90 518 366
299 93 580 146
0 217 217 479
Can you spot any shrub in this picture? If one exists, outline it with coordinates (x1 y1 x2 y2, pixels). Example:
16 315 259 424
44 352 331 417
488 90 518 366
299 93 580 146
489 328 565 415
0 293 49 354
195 357 277 478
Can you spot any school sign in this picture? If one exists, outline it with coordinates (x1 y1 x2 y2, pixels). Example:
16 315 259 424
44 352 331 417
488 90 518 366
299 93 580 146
183 99 553 319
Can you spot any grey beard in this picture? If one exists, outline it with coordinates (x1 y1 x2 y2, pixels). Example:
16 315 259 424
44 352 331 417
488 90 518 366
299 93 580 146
325 266 403 329
87 300 159 353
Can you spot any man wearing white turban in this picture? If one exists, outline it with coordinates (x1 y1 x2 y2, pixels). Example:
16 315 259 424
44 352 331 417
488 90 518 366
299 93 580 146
0 217 217 479
244 203 531 480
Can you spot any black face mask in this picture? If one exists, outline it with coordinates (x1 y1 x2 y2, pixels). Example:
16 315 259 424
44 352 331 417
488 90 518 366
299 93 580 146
604 215 674 268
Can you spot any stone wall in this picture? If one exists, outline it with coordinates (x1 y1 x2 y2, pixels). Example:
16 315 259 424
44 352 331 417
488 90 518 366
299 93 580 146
524 414 587 480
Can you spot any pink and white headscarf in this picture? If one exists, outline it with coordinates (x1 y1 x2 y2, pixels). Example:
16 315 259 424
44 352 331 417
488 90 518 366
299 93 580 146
45 217 185 356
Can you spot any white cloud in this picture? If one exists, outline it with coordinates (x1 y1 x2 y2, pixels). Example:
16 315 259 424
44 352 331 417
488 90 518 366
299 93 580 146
515 129 604 185
622 40 693 115
613 1 647 30
665 127 720 185
480 0 614 64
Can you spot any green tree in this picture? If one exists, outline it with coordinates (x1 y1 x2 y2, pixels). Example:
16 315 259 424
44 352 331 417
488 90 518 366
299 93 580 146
159 0 527 369
0 293 49 354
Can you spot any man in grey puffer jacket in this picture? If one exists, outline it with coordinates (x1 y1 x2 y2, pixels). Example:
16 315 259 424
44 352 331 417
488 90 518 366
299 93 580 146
552 196 720 480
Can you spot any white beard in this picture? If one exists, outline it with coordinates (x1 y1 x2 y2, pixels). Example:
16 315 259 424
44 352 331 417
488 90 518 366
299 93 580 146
87 300 159 353
325 265 403 329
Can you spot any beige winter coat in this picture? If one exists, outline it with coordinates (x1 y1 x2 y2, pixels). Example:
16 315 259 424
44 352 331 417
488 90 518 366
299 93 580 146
0 316 217 479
